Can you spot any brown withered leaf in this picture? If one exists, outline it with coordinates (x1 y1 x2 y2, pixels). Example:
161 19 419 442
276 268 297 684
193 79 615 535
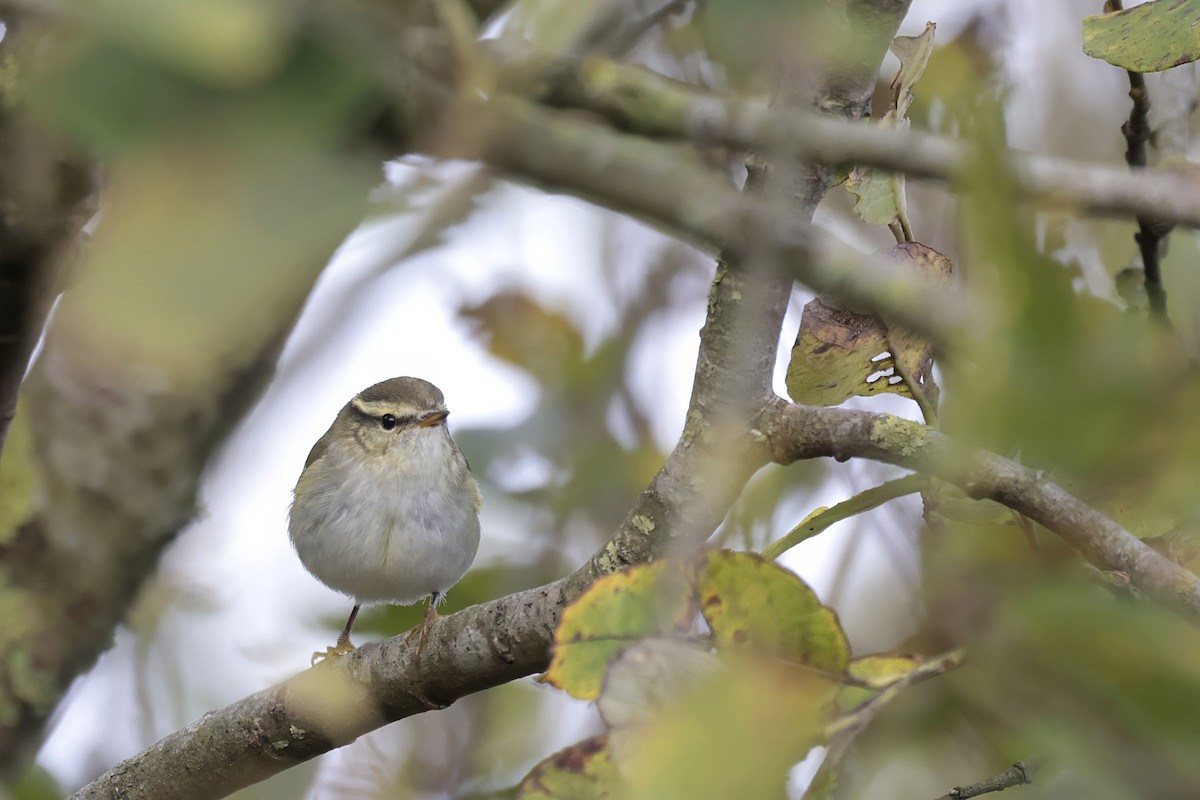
786 242 952 407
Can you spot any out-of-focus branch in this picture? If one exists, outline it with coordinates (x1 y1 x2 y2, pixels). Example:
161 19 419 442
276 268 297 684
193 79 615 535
529 54 1200 229
0 13 94 457
426 97 970 354
0 140 378 771
807 648 966 799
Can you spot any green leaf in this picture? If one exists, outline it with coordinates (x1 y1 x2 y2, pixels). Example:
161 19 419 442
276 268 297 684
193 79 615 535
845 167 903 228
544 562 695 700
964 582 1200 792
460 293 586 386
696 551 849 672
88 0 291 86
838 653 923 713
887 22 937 120
35 32 379 155
699 0 823 90
945 96 1200 491
1084 0 1200 73
934 483 1019 527
845 22 934 230
10 766 62 800
516 735 622 800
616 656 840 800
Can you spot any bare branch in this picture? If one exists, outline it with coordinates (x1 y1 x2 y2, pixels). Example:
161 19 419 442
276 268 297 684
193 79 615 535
533 55 1200 229
428 96 971 353
762 398 1200 620
933 759 1038 800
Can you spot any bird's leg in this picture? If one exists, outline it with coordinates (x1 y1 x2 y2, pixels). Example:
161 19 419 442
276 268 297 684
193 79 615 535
311 604 360 666
406 592 442 655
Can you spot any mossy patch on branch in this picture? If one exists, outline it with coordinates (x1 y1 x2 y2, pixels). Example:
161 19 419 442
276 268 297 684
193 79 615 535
868 415 926 459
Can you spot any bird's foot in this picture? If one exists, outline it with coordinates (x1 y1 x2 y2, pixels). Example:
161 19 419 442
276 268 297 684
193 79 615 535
405 600 441 656
311 638 356 667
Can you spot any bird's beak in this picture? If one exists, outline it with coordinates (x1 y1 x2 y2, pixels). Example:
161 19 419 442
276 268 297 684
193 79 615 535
417 409 449 428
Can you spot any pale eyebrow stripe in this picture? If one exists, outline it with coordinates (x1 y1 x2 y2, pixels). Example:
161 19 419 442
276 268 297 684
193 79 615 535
351 398 423 419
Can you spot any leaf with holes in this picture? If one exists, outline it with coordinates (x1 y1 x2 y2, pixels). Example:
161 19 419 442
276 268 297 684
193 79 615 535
516 735 621 800
696 551 849 672
784 296 897 406
785 242 952 407
544 562 695 700
885 242 954 382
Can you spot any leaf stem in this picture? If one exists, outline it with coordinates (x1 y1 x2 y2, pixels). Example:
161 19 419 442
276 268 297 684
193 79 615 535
763 473 929 560
886 330 939 426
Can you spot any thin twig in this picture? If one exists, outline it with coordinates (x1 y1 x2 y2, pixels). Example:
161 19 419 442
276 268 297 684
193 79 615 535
934 759 1038 800
805 649 966 798
1108 0 1171 323
827 649 965 739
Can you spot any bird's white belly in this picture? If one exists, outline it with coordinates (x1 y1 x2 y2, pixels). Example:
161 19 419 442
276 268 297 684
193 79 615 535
303 498 479 604
289 436 481 605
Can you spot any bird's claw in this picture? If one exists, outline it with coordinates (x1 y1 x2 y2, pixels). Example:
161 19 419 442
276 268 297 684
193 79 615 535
406 602 440 656
311 640 356 667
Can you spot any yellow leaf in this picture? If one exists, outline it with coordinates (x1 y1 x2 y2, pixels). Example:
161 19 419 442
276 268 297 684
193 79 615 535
544 563 695 700
516 735 622 800
696 551 849 672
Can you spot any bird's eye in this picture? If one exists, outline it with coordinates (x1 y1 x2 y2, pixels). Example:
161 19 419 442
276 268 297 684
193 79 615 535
380 414 397 430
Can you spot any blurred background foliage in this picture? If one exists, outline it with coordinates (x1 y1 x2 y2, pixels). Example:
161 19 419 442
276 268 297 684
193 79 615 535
5 0 1200 799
